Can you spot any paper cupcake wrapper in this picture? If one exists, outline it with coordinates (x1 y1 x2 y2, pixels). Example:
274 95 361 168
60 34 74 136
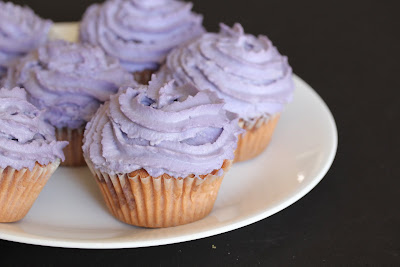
133 69 155 85
234 114 280 163
0 160 60 222
55 127 86 167
86 159 232 228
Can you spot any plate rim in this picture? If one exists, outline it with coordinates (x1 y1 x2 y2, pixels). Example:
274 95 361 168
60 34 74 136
0 75 338 249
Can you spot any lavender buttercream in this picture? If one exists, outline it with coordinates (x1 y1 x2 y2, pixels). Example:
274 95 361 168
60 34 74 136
0 1 52 75
162 23 295 121
0 87 67 171
83 75 242 177
3 40 135 129
80 0 205 72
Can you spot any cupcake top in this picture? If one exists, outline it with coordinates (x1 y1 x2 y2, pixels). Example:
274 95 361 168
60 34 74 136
0 1 52 75
163 23 295 121
83 75 242 177
0 87 67 171
3 40 135 129
80 0 205 72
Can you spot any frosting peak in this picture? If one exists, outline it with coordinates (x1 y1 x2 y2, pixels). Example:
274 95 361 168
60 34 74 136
219 23 272 61
163 23 295 121
80 0 205 72
3 40 135 129
128 0 176 9
146 75 198 109
83 75 242 177
220 23 247 41
0 87 67 170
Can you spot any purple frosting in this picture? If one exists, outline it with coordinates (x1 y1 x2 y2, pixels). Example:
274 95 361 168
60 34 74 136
0 1 52 76
83 75 242 177
3 40 135 129
80 0 205 72
0 87 67 171
162 23 295 121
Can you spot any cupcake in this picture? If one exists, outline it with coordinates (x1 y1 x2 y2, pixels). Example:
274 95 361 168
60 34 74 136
0 87 67 222
79 0 205 84
161 23 295 162
2 40 134 166
0 1 52 76
83 75 241 228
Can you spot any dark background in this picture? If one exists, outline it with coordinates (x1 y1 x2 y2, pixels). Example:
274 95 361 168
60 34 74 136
2 0 399 265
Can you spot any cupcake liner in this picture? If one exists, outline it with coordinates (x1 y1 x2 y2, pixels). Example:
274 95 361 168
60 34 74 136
133 69 155 85
55 127 85 167
0 160 60 222
234 114 280 163
86 159 232 228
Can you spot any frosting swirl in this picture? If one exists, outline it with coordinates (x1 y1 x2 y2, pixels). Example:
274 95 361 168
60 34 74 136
83 75 241 177
163 23 295 121
0 87 67 170
0 1 52 75
3 40 135 129
80 0 205 72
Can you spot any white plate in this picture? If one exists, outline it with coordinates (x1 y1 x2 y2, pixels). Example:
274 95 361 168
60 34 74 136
0 23 337 249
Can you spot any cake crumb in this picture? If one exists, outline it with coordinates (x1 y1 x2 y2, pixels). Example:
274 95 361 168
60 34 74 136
212 244 217 249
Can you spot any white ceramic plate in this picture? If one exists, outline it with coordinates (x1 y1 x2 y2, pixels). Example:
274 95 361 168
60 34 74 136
0 23 337 249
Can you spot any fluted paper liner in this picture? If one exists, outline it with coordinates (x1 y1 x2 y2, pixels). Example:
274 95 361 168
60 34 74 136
0 160 60 222
86 160 232 228
55 127 85 167
234 114 280 163
133 69 155 85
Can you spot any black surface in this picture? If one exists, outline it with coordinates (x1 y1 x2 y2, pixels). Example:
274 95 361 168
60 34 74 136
2 0 399 265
